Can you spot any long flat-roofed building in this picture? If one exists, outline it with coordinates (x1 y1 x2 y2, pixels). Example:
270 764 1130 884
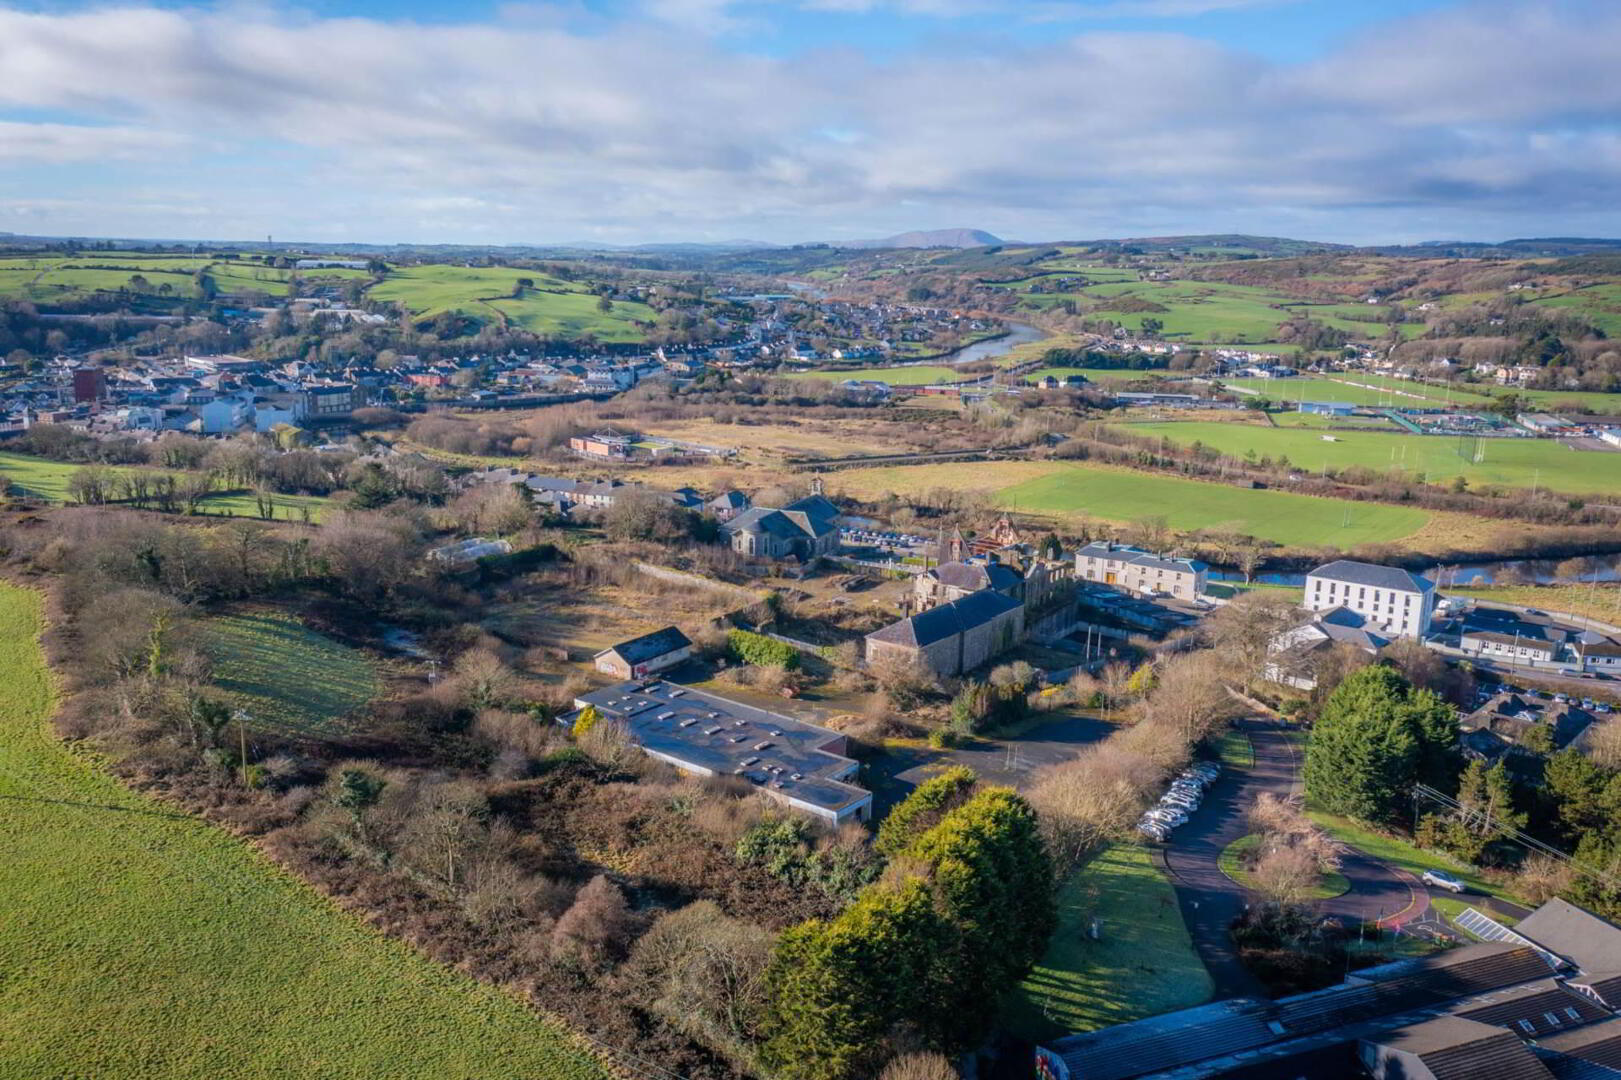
568 680 872 825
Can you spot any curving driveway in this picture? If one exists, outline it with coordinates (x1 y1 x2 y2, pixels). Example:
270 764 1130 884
1158 717 1424 999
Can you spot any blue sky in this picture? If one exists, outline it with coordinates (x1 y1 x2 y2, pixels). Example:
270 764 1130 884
0 0 1617 245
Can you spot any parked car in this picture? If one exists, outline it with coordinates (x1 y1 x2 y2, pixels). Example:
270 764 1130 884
1162 795 1199 812
1138 822 1170 841
1421 869 1466 893
1146 808 1188 827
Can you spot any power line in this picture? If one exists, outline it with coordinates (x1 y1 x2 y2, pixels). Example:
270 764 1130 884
1412 782 1621 891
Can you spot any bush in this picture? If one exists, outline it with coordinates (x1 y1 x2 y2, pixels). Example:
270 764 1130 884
727 629 801 670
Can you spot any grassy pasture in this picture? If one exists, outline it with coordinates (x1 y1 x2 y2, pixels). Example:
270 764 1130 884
1002 843 1212 1041
196 613 380 738
0 584 606 1079
1024 366 1171 383
831 460 1430 548
0 452 333 521
369 265 654 343
1127 420 1621 496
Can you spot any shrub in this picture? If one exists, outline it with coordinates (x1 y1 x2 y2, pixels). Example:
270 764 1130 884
727 629 801 670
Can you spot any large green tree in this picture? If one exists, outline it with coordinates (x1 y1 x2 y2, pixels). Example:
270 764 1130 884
1304 665 1459 825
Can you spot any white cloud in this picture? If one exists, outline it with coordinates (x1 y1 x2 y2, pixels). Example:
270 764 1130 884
0 1 1614 242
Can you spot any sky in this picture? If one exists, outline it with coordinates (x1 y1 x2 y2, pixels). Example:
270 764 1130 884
0 0 1618 246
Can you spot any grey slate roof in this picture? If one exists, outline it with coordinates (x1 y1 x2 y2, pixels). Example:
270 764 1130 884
1538 1017 1621 1071
1364 1015 1555 1080
1309 559 1436 593
867 588 1023 648
1519 899 1621 975
930 560 1022 593
597 626 692 667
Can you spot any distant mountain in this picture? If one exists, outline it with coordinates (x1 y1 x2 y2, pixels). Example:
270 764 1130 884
839 228 1004 250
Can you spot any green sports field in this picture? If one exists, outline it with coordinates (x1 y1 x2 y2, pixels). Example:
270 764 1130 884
1223 376 1478 409
1127 420 1621 496
197 612 380 738
0 584 606 1080
370 265 655 342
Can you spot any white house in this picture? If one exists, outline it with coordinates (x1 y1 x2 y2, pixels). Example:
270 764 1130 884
1075 542 1208 601
199 394 253 434
1304 560 1436 640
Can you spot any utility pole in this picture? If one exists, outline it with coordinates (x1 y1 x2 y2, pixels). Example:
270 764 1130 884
233 709 251 787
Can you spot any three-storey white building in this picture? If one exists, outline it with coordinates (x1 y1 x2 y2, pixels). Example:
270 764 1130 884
1305 559 1436 640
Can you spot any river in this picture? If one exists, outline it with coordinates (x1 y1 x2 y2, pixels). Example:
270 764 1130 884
1212 554 1621 589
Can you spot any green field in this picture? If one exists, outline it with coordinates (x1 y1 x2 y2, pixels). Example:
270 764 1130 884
0 255 371 303
1128 420 1621 496
1025 366 1172 383
1223 376 1472 408
1307 811 1518 906
197 613 380 738
789 364 963 386
0 584 605 1079
370 265 655 343
997 463 1429 547
0 452 332 521
1003 843 1212 1041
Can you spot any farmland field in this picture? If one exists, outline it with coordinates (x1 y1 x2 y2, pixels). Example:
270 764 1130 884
0 584 606 1080
369 265 655 343
0 255 370 303
1127 421 1621 496
0 452 333 521
830 460 1430 547
197 612 380 738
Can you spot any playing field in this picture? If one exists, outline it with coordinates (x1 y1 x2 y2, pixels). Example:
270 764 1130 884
197 612 380 738
831 460 1430 547
1127 421 1621 496
369 265 654 342
0 584 605 1080
1223 376 1477 409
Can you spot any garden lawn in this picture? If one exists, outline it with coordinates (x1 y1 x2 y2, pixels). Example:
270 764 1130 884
197 612 380 738
1127 421 1621 497
1002 843 1212 1042
0 584 605 1080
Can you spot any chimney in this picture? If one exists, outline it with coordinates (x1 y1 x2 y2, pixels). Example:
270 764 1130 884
811 476 824 497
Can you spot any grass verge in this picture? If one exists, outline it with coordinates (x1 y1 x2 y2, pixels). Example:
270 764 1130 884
1306 811 1520 905
1002 842 1212 1042
1217 834 1351 900
0 583 606 1079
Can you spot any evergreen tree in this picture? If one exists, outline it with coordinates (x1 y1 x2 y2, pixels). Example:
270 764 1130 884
1305 665 1460 824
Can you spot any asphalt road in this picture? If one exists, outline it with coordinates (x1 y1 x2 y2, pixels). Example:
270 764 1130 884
1159 717 1423 999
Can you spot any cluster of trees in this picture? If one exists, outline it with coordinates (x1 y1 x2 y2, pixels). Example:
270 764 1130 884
760 774 1054 1080
1303 666 1459 825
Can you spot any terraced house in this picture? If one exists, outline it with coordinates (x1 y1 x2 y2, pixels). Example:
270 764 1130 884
1074 541 1208 601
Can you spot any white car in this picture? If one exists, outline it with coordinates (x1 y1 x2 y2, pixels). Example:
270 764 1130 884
1138 822 1170 841
1421 869 1466 894
1146 808 1188 827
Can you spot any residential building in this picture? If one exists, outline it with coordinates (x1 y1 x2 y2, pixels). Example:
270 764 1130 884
865 589 1024 678
593 627 693 680
1573 638 1621 672
1266 607 1390 690
722 493 841 562
72 368 106 403
707 490 750 522
1305 560 1436 639
566 681 872 825
914 559 1024 611
301 383 359 421
1074 542 1207 601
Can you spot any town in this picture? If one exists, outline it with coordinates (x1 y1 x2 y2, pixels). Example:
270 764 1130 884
5 0 1621 1075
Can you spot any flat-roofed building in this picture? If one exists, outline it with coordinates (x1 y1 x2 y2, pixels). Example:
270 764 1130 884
567 681 872 825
